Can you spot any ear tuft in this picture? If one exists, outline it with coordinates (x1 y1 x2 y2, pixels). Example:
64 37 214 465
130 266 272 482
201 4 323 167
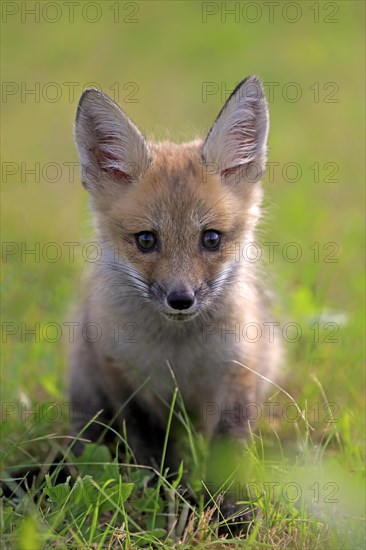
202 76 269 181
74 88 151 189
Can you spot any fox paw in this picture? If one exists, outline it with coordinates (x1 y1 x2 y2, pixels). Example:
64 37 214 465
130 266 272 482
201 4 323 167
217 500 257 537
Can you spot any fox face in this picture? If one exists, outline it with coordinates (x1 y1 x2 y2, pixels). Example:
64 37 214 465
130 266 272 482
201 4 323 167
75 77 269 322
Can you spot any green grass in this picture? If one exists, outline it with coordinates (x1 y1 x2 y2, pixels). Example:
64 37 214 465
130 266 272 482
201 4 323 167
1 1 365 548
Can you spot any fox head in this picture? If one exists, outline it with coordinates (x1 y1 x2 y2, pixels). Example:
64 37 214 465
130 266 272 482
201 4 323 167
75 77 269 322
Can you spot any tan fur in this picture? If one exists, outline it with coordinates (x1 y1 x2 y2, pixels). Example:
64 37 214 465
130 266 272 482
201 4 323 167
70 77 282 469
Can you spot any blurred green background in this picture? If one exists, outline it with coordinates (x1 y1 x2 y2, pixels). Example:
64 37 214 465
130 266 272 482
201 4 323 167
1 0 364 468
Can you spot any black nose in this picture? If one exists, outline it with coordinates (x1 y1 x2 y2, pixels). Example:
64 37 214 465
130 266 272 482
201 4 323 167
167 290 195 310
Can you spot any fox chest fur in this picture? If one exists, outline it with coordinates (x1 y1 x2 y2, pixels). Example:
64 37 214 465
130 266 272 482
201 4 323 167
75 271 272 429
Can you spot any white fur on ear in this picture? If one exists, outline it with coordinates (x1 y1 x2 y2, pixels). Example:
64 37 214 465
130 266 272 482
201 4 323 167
202 76 269 178
74 88 151 186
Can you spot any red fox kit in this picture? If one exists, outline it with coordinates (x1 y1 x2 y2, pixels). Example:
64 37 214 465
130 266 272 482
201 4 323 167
71 76 282 527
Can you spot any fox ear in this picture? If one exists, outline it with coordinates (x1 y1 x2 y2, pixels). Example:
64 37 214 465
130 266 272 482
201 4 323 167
74 88 150 190
202 76 269 182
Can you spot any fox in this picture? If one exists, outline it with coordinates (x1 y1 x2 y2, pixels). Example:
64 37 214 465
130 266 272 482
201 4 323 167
69 76 283 530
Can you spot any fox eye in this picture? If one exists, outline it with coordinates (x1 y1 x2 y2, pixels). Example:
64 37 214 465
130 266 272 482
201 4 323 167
201 230 221 250
136 231 157 252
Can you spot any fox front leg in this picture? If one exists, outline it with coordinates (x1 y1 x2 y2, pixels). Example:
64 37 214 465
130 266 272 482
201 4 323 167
204 374 258 534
